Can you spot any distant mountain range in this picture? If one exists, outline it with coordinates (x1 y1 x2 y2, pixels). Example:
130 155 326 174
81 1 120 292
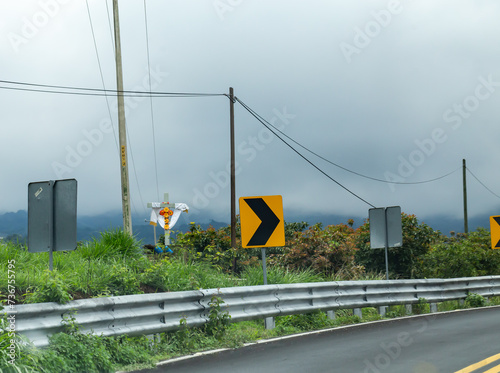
0 209 492 245
0 210 226 245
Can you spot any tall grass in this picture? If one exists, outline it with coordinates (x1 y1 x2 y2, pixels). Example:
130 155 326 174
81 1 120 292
240 265 324 286
0 228 385 306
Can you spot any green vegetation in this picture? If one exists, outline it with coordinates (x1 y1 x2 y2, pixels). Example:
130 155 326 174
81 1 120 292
1 214 500 372
417 228 500 278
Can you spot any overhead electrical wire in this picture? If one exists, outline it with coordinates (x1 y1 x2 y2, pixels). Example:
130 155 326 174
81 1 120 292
238 99 461 186
466 167 500 200
1 71 466 203
105 0 115 51
85 0 119 150
235 97 377 209
0 79 225 98
143 0 160 202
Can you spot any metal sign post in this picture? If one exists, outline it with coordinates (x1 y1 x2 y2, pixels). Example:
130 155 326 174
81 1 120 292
261 248 268 285
369 206 402 280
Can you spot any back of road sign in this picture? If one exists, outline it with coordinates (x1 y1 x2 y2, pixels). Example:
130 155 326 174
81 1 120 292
369 206 402 249
28 179 77 253
369 208 386 249
28 181 52 253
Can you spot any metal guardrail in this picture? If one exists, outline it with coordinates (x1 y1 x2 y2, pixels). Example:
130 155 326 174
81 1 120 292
11 276 500 347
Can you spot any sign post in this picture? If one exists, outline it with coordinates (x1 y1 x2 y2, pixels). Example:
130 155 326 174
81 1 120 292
369 206 402 280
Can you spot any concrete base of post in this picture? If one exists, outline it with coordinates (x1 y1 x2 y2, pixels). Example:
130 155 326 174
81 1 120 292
378 306 388 317
327 310 336 320
353 308 362 319
264 317 275 330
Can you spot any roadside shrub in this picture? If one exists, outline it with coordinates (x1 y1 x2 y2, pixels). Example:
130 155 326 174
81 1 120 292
464 293 487 308
270 223 360 278
98 228 143 258
418 228 500 278
31 315 155 372
204 294 231 340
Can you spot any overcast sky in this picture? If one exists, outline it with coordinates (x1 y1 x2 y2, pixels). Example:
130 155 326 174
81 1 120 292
1 0 500 226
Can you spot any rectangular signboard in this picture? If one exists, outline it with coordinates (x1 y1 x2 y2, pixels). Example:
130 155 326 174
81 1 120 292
27 181 52 253
369 208 386 249
28 179 77 253
369 206 402 249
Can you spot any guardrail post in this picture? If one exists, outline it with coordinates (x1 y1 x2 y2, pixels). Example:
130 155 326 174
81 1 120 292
354 308 362 319
378 306 388 317
405 304 412 315
430 303 438 313
264 317 275 330
327 310 335 320
146 333 161 348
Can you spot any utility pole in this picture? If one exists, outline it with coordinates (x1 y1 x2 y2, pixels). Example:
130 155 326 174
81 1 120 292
463 159 468 234
230 87 236 249
113 0 133 235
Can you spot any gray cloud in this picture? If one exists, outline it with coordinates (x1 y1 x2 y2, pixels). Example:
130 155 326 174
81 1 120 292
1 0 500 226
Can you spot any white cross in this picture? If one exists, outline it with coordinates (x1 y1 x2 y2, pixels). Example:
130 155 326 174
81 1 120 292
147 193 176 245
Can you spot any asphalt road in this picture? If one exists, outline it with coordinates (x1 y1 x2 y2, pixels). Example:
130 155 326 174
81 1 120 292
138 306 500 373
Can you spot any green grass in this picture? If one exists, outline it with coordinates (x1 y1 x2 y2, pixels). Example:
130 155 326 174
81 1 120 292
240 265 324 286
1 229 499 372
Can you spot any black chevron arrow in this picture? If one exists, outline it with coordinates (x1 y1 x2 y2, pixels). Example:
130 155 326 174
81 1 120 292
494 217 500 248
244 198 280 246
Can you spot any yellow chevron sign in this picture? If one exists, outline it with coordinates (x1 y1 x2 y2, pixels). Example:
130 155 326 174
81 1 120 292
490 216 500 249
239 195 285 248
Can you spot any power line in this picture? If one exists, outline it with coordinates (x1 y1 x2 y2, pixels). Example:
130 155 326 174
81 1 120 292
0 79 225 98
466 167 500 200
235 97 376 208
105 0 115 52
143 0 160 202
85 0 119 150
241 100 460 185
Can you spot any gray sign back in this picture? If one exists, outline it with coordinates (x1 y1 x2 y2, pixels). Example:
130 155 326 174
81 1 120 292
28 179 77 253
369 206 402 249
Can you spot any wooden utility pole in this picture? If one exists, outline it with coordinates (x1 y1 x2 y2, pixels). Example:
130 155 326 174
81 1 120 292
112 0 133 234
463 159 468 234
230 87 236 249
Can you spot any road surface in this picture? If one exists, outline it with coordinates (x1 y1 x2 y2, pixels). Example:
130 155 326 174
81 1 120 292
136 306 500 373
